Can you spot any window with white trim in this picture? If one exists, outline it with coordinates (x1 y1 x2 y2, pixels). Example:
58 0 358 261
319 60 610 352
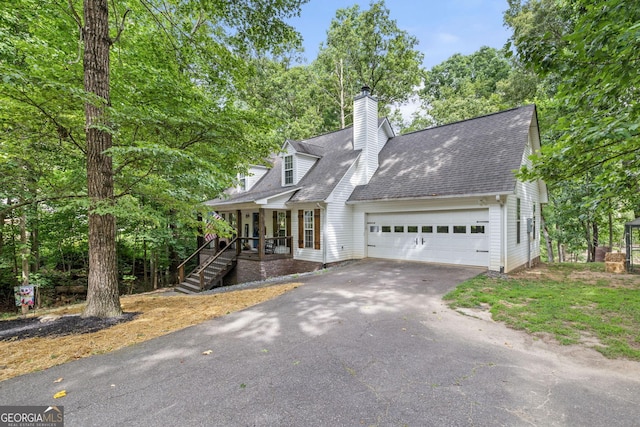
284 155 294 185
304 210 314 248
238 173 246 191
532 203 536 240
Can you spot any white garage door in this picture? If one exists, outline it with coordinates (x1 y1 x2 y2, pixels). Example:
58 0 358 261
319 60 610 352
367 210 489 267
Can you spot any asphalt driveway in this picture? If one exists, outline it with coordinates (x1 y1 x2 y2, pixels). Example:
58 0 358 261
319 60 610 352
2 260 640 426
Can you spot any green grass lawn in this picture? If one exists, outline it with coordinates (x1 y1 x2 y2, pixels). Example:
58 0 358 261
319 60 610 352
443 263 640 360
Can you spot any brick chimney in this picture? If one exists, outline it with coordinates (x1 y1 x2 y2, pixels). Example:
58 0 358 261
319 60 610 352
353 86 378 183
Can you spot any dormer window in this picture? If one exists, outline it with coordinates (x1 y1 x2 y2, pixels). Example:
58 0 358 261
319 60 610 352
238 173 246 191
284 155 294 185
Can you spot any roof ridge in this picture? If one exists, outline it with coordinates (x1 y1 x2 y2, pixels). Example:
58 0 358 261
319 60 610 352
297 124 353 143
398 104 534 137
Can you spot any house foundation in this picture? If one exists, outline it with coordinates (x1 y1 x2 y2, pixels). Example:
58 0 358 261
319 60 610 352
225 257 323 285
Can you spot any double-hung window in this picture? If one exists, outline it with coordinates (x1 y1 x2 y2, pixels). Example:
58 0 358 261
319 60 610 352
284 155 294 185
304 210 314 248
298 209 320 250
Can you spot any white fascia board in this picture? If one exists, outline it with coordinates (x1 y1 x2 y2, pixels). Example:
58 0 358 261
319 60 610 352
255 188 299 205
346 191 514 205
379 117 395 138
296 152 321 160
538 180 549 204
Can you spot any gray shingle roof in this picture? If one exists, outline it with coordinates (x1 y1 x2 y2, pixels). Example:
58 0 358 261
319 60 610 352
348 105 536 202
206 126 357 206
206 105 536 208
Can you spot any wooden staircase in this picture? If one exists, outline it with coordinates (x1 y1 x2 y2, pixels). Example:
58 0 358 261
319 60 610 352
175 238 238 294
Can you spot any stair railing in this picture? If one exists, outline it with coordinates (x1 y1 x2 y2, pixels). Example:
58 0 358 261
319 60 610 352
177 239 219 284
196 237 238 290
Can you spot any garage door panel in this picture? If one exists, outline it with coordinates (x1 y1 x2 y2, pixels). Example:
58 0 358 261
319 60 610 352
367 210 489 267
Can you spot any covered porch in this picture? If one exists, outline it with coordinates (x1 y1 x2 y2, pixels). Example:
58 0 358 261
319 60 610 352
206 207 294 261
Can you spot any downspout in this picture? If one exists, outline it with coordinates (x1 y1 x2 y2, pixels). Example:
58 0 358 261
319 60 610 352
498 195 506 273
527 224 532 268
317 203 327 269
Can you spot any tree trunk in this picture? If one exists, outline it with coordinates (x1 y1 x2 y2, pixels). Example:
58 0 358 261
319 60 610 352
540 211 554 263
584 221 593 262
339 58 346 129
30 203 40 273
608 209 613 249
82 0 122 318
20 209 29 285
0 208 4 265
591 221 598 262
143 238 148 287
168 214 179 285
152 251 158 290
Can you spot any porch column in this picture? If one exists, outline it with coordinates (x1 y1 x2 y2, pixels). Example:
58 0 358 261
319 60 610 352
259 208 265 260
236 209 242 256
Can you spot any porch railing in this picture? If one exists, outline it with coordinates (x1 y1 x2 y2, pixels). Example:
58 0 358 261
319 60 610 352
238 236 293 256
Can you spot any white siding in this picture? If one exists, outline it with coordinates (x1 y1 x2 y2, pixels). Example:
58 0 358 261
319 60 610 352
504 129 542 272
281 143 318 186
292 160 359 264
296 154 317 184
246 166 268 190
324 161 359 262
291 204 324 263
353 94 378 184
376 124 388 156
488 203 503 272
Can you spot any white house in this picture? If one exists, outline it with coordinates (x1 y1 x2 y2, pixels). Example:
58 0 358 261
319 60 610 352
183 87 547 290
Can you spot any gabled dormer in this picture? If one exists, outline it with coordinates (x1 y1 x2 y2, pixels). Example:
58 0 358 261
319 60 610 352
235 165 269 192
280 140 322 187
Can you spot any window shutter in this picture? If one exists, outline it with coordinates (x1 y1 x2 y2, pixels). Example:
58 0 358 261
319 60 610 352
314 208 321 250
286 211 291 246
298 210 304 248
272 211 278 237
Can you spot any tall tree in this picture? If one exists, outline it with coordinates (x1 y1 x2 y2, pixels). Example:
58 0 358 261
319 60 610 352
82 0 120 317
410 46 537 129
1 0 306 317
508 0 640 215
316 0 423 128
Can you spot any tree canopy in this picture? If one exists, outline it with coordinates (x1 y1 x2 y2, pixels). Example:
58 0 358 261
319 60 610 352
0 0 306 316
315 0 423 129
508 0 640 213
408 46 538 130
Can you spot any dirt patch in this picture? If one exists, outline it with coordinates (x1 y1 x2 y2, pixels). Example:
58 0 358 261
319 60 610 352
0 283 300 382
510 263 640 288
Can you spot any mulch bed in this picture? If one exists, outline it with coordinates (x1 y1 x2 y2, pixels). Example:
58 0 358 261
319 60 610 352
0 313 138 341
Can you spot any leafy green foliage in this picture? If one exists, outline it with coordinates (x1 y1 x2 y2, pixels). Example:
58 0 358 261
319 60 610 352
0 0 307 305
409 46 538 130
508 0 640 214
315 0 423 128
